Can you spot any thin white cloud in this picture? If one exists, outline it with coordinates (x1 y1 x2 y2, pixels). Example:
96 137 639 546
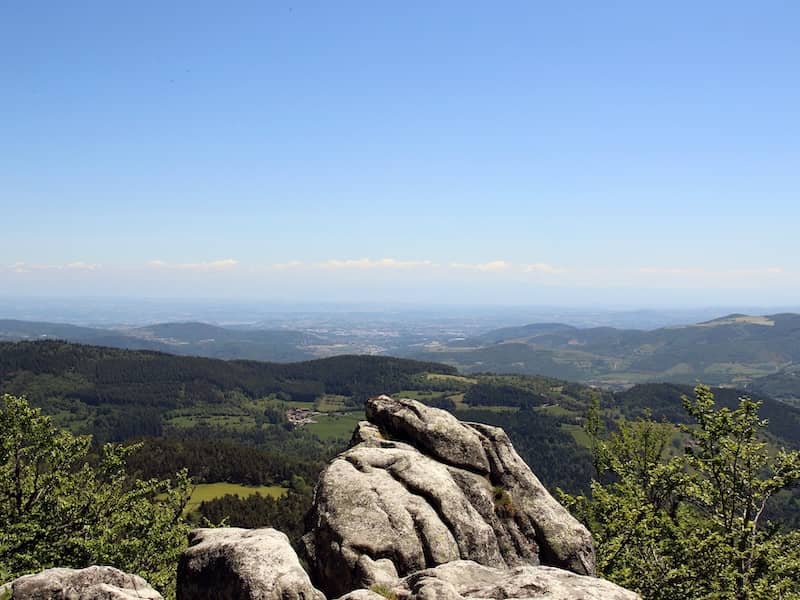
523 262 565 274
65 261 100 271
265 258 568 275
147 259 239 271
315 258 437 270
4 259 790 294
450 260 515 272
9 262 29 273
476 260 511 272
4 261 101 273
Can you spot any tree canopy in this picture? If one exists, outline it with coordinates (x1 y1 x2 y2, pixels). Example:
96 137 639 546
0 393 190 597
562 385 800 600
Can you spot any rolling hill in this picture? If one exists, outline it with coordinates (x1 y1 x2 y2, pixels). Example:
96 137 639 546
3 339 800 517
413 313 800 393
0 319 321 362
5 313 800 400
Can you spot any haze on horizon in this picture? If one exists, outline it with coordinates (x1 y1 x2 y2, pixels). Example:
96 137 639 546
2 2 798 307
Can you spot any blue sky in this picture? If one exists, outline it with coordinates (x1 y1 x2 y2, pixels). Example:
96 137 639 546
1 1 798 306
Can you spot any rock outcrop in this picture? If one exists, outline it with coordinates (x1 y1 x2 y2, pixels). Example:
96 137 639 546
302 396 596 598
0 566 162 600
177 528 325 600
7 395 638 600
339 560 638 600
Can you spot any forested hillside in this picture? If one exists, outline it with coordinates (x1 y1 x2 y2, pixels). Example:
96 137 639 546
0 340 455 440
3 340 800 535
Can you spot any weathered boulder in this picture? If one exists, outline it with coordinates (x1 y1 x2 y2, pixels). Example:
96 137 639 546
0 566 162 600
302 396 596 598
335 592 386 600
177 528 324 600
365 395 491 473
368 560 638 600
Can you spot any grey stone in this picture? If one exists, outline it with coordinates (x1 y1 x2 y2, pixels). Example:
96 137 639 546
365 395 490 473
468 422 595 575
334 592 387 600
1 566 162 600
303 396 597 598
178 528 324 600
401 560 640 599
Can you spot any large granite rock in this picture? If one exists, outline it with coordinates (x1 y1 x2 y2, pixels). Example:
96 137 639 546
339 560 639 600
0 566 162 600
177 528 324 600
302 396 596 598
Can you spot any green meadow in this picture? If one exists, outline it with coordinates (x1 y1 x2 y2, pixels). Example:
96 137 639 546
185 482 288 514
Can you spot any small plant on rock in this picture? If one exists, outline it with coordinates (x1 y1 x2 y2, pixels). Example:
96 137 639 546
369 583 398 600
492 485 516 518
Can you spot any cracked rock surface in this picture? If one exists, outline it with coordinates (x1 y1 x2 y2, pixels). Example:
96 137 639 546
403 560 639 600
302 396 596 598
339 560 640 600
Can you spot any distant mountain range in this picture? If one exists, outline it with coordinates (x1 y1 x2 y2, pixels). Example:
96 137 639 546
3 313 800 401
412 313 800 399
0 319 321 362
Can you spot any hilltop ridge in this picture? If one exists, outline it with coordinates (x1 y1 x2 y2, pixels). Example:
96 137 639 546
413 312 800 392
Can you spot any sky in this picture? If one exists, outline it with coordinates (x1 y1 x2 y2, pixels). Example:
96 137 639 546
1 1 798 306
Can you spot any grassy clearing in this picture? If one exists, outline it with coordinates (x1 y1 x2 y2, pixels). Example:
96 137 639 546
307 412 364 440
703 362 773 377
461 405 519 413
424 372 478 385
661 363 694 376
698 315 775 327
258 397 315 409
448 393 467 409
595 372 656 385
166 414 256 431
562 423 592 448
315 395 351 412
534 404 581 418
185 482 288 513
393 390 445 400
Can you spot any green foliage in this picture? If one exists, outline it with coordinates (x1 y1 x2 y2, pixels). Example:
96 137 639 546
464 382 550 409
369 583 398 600
0 394 190 597
127 437 325 487
612 383 800 447
561 385 800 600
